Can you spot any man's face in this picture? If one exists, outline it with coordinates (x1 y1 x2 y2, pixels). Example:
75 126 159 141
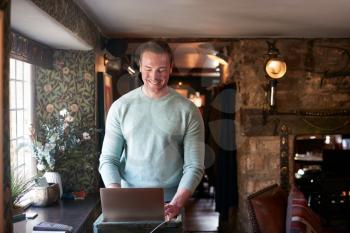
140 51 172 94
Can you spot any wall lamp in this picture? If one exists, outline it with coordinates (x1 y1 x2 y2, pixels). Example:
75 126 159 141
104 53 121 70
104 53 137 76
264 41 287 111
208 53 228 66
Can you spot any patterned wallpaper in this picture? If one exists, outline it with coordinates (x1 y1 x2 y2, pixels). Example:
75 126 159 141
31 0 99 48
1 0 14 232
36 50 99 194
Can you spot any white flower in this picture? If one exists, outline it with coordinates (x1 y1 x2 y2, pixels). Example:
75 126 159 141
35 142 44 151
82 132 91 140
59 146 65 151
60 108 68 116
37 163 46 171
48 133 58 143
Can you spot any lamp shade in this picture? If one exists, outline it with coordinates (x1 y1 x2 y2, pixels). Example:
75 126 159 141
265 58 287 79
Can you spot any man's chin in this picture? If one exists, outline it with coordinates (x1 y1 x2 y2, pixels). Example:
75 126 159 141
146 84 165 92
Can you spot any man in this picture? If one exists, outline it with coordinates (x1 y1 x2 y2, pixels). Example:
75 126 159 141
99 40 204 220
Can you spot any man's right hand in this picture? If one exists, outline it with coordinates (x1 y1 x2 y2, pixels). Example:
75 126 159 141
107 183 121 188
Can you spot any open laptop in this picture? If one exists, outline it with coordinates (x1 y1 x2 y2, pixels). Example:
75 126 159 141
100 188 165 222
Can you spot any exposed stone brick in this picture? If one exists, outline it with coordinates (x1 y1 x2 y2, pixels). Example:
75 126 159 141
228 38 350 233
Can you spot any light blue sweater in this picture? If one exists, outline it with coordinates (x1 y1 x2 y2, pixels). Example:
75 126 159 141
99 87 205 201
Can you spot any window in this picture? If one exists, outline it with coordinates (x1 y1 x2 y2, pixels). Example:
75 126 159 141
9 58 36 180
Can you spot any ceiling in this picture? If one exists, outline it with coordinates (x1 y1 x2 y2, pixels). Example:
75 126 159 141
10 0 350 75
76 0 350 38
12 0 350 49
11 0 92 50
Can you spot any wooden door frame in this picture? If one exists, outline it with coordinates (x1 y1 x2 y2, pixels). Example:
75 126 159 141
0 8 4 233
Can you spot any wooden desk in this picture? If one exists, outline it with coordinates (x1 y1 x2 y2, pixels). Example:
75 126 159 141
14 195 101 233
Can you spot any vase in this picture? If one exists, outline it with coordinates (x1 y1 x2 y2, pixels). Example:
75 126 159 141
31 183 60 207
44 172 63 198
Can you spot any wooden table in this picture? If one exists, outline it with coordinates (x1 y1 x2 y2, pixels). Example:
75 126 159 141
14 195 101 233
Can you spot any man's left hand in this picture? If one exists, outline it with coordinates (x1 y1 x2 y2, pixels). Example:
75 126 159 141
164 203 181 221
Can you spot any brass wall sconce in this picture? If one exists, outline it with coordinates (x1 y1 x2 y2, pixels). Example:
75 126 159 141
264 41 287 111
104 53 121 70
104 53 137 76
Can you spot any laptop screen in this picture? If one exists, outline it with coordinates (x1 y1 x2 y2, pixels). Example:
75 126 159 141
100 188 165 222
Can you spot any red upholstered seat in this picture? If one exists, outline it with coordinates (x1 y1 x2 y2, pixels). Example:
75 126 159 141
286 187 322 233
247 184 336 233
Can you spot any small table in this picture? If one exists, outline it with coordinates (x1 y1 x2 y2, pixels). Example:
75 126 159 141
14 195 101 233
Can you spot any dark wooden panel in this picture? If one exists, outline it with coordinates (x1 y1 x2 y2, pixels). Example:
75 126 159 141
241 108 350 136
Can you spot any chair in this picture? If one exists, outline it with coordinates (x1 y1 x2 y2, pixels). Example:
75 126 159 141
247 184 288 233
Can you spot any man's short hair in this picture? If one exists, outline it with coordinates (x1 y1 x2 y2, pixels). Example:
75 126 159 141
136 39 173 65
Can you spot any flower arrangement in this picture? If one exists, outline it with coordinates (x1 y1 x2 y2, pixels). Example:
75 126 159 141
28 108 96 172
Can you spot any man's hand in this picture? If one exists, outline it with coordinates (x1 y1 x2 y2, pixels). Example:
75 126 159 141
164 188 191 221
107 183 121 188
164 203 181 221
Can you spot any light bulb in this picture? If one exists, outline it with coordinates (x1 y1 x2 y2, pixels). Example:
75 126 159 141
265 58 287 79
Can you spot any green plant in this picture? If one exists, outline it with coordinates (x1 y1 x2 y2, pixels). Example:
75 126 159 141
10 169 34 207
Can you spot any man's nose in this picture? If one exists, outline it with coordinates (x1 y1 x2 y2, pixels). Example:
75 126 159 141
150 70 160 78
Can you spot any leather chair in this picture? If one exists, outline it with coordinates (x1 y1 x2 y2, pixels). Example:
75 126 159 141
247 184 338 233
247 184 288 233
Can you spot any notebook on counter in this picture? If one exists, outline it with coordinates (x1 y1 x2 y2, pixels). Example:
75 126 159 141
100 188 164 222
33 221 73 233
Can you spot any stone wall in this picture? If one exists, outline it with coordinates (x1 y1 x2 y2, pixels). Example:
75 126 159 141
228 39 350 233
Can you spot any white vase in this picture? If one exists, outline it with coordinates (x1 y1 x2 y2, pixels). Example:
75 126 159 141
44 172 63 198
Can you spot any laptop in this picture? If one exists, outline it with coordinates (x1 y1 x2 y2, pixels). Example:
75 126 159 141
100 188 165 222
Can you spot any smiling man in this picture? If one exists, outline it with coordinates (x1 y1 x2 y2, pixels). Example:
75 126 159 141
99 40 205 220
139 48 171 98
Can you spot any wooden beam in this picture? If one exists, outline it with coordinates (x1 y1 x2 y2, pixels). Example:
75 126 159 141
109 38 235 43
241 108 350 136
0 9 4 233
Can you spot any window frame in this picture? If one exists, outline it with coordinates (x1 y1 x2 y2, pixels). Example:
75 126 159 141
9 57 36 181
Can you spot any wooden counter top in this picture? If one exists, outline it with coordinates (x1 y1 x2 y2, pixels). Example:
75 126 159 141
14 195 101 233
